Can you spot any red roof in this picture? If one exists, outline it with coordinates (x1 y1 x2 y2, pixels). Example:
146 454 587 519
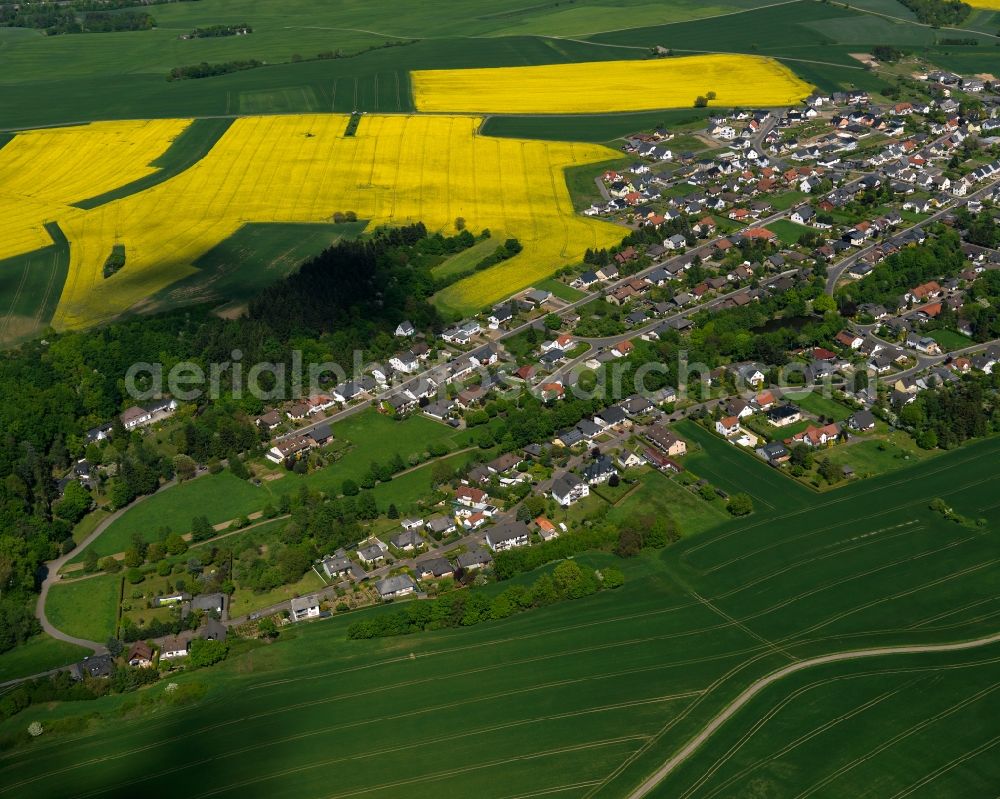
743 227 777 240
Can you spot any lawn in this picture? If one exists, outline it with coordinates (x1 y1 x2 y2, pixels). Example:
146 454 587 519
607 469 730 536
430 235 508 282
817 430 936 480
0 635 89 683
70 508 110 546
6 435 1000 797
229 569 327 618
536 277 586 302
928 327 974 352
72 472 273 563
783 389 855 421
292 409 473 499
765 219 813 246
769 189 808 211
370 449 479 514
44 573 121 644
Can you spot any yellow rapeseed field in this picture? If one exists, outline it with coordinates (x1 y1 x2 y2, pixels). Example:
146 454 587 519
45 114 623 327
411 55 814 114
0 119 190 262
966 0 1000 8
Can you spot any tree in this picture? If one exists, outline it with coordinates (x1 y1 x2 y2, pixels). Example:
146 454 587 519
100 556 122 573
165 533 188 556
602 566 625 589
387 503 399 519
341 479 359 496
608 473 621 488
454 216 466 231
83 549 99 574
126 567 144 584
190 515 215 542
172 454 196 482
123 548 143 568
258 617 278 638
543 313 562 331
726 493 754 517
813 293 836 314
106 637 124 657
698 483 717 502
228 453 250 480
146 542 166 562
54 481 92 524
188 638 229 667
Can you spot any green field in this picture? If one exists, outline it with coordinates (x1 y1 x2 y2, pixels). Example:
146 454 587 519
150 220 366 313
72 472 273 563
928 327 974 352
481 109 712 143
0 635 89 683
536 277 587 302
0 222 69 346
44 574 122 644
783 389 855 421
765 219 814 246
6 434 1000 796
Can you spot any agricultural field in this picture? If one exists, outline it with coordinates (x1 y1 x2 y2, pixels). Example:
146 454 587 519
412 56 814 114
7 437 1000 797
0 114 623 328
0 635 89 684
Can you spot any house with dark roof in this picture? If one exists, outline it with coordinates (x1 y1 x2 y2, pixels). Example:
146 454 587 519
485 520 530 552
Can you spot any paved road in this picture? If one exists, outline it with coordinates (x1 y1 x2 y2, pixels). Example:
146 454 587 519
624 630 1000 798
825 178 1000 295
34 481 179 654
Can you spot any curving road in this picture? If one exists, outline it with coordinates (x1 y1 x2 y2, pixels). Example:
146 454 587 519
624 630 1000 798
34 483 176 654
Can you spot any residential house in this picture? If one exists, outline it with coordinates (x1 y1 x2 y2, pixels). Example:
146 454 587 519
290 595 321 622
376 574 417 600
551 472 589 507
582 455 617 485
486 520 531 552
415 557 454 580
643 425 687 456
716 416 742 438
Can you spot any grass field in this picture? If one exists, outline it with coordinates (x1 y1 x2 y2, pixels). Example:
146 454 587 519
765 219 813 246
7 433 1000 797
536 277 587 302
783 389 855 421
44 574 121 644
71 472 273 563
6 114 623 328
0 635 89 683
230 569 327 618
928 327 974 352
412 56 813 114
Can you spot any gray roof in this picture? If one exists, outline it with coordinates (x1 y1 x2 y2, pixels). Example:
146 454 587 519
486 520 530 545
552 472 584 497
456 546 492 569
376 574 417 596
416 557 454 578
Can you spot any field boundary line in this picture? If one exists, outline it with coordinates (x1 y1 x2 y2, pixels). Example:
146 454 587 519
622 631 1000 799
690 591 797 662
